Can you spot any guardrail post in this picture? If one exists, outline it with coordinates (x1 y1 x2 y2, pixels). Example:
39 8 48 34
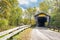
8 37 13 40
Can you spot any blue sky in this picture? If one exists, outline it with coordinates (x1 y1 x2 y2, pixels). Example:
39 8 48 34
18 0 43 9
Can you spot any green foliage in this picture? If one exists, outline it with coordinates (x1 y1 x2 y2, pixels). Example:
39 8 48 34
22 18 29 25
0 0 23 31
0 19 8 27
9 7 22 26
26 7 36 24
39 2 49 12
50 9 60 27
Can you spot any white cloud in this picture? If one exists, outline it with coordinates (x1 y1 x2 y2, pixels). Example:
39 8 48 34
18 0 38 5
18 0 38 9
18 0 29 5
30 0 37 2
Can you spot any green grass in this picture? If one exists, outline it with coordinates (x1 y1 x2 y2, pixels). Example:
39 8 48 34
0 26 16 32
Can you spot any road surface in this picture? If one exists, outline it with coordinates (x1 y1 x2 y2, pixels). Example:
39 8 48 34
30 27 60 40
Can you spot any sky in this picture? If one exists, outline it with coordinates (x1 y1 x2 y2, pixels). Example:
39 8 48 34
18 0 44 9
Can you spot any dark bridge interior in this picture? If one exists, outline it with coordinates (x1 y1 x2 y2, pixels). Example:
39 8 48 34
37 17 47 27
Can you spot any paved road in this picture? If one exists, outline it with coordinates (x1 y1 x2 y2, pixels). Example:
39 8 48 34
30 27 60 40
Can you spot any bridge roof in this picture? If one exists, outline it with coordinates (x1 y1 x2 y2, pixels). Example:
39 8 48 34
35 12 50 17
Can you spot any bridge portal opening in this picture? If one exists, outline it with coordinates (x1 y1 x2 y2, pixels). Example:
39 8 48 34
37 17 47 27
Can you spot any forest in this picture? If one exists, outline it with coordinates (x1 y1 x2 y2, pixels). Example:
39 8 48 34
0 0 60 32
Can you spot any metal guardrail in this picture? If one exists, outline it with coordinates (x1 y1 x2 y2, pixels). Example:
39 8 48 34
49 26 60 32
0 25 27 36
0 25 31 40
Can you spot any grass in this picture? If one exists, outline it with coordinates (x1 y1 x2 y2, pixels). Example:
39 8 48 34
0 26 16 32
9 28 32 40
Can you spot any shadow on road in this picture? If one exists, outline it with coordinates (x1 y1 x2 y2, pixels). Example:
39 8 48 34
34 27 48 30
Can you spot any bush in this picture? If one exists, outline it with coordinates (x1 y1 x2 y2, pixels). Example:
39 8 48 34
0 19 8 27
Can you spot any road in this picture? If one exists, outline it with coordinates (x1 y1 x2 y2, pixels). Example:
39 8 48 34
30 27 60 40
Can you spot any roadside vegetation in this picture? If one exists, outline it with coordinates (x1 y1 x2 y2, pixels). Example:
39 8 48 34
0 0 36 32
0 0 60 32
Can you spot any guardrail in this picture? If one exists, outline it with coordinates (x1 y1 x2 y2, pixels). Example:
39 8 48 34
0 25 27 36
0 25 31 40
49 26 60 32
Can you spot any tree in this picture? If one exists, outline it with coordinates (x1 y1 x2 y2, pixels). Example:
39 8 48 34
43 0 60 27
39 2 49 12
9 7 22 26
0 0 23 31
0 0 11 19
26 7 36 24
